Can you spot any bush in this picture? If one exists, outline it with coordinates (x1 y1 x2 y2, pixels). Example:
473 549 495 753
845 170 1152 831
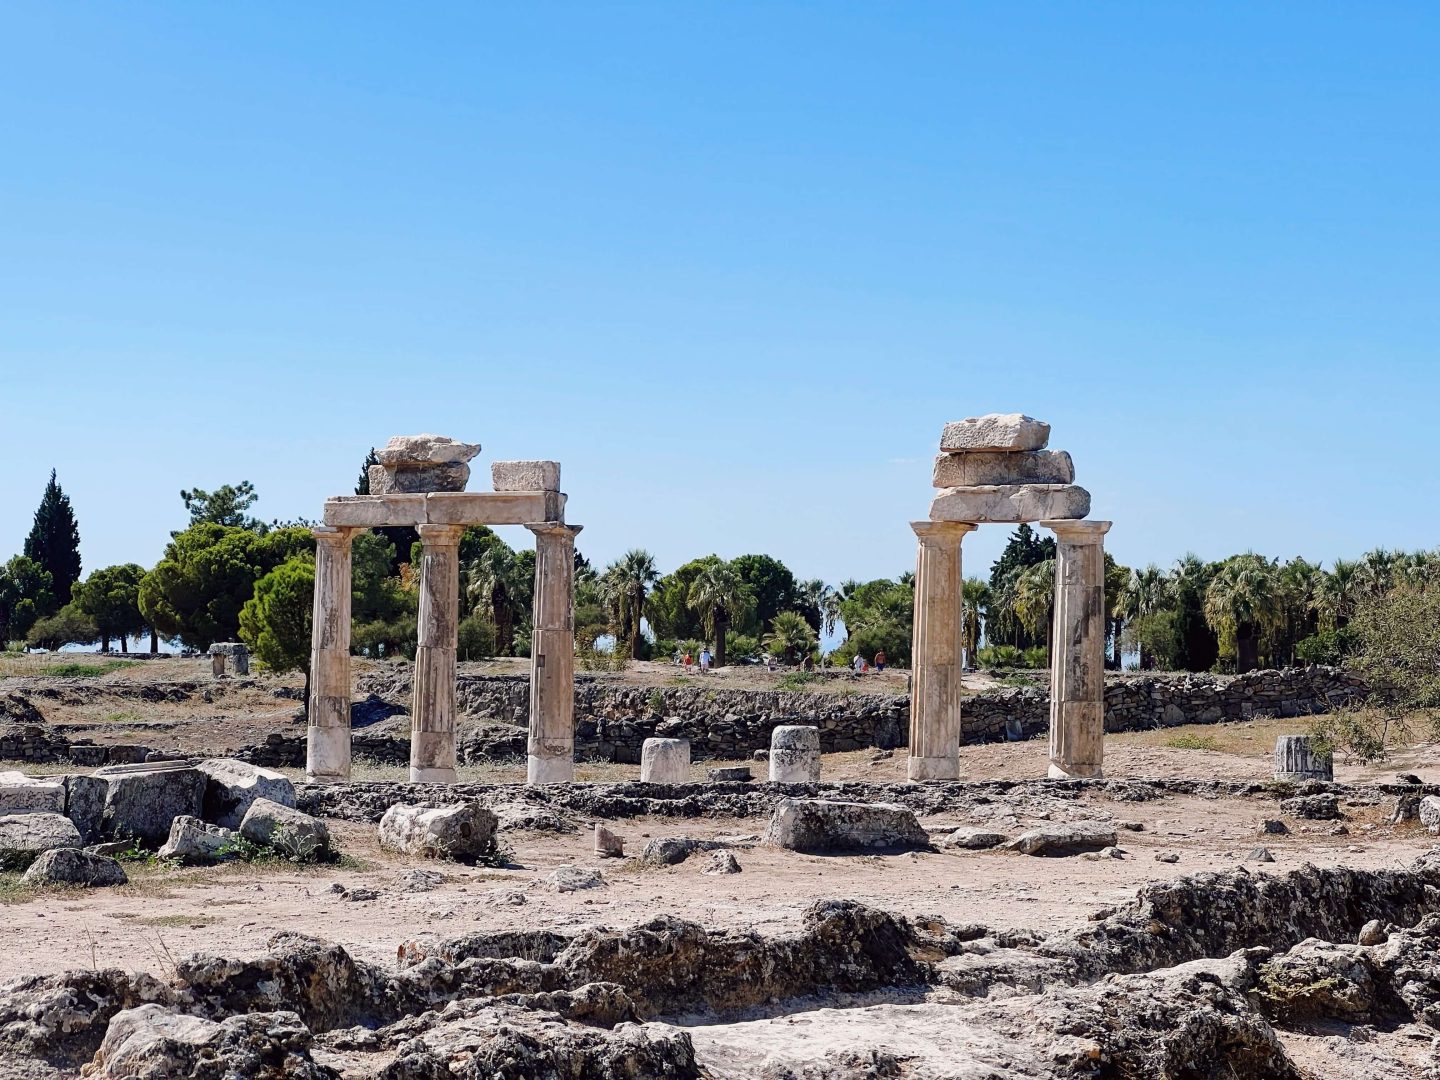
25 603 98 651
1021 645 1049 669
726 633 760 662
353 614 417 659
457 611 495 662
1295 627 1356 666
977 644 1022 668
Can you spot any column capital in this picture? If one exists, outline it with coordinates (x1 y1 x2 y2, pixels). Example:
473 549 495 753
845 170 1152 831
525 522 583 540
910 520 978 542
415 523 466 545
1041 519 1111 543
311 525 360 545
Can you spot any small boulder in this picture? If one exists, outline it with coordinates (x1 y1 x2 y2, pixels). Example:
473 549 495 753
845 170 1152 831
1418 796 1440 833
377 801 497 863
196 759 295 829
942 826 1009 850
20 847 127 887
639 837 726 866
1258 819 1290 836
87 1003 334 1079
1396 773 1422 785
1155 852 1180 864
701 850 741 875
707 766 753 783
547 866 605 892
1280 794 1341 821
0 811 83 870
1247 846 1276 863
1005 820 1117 857
1357 919 1390 946
765 799 930 854
157 816 237 864
239 799 330 861
594 825 625 858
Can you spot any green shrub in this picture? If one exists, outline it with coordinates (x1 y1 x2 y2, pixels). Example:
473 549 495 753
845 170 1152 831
977 644 1022 668
457 611 495 661
1295 627 1356 666
1021 645 1049 669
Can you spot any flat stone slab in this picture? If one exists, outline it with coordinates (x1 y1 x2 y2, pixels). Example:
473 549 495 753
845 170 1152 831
940 414 1050 453
492 460 561 492
0 771 65 815
374 434 481 466
942 826 1010 849
765 799 930 853
324 491 564 529
1004 820 1117 856
931 450 1074 489
929 484 1090 524
0 812 83 869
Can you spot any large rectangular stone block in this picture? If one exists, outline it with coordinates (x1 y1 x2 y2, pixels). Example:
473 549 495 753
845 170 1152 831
931 450 1073 488
369 462 471 494
939 414 1050 452
324 494 426 528
492 460 561 492
929 485 1090 524
423 491 561 525
0 772 65 815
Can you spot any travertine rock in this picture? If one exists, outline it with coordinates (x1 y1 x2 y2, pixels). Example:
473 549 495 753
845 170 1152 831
1004 820 1116 856
0 969 177 1068
939 414 1050 452
702 850 742 874
593 824 624 858
1280 793 1341 820
157 815 237 864
0 811 82 869
931 449 1074 488
374 434 481 467
929 484 1090 523
239 798 331 860
93 761 206 845
377 801 498 862
491 460 561 492
197 758 295 829
640 737 690 784
1419 796 1440 833
0 771 64 815
765 799 929 853
942 826 1009 849
87 1004 337 1080
20 847 127 887
707 766 752 782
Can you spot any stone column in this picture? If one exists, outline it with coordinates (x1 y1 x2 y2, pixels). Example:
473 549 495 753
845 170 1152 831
410 523 464 783
525 523 582 785
907 521 976 781
1042 519 1112 779
307 526 358 783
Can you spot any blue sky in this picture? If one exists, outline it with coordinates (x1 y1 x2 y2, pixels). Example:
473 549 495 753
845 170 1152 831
2 2 1436 588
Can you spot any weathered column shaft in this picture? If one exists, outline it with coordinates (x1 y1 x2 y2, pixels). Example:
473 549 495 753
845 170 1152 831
525 523 582 785
307 527 358 783
411 523 465 783
908 521 976 781
1043 519 1112 779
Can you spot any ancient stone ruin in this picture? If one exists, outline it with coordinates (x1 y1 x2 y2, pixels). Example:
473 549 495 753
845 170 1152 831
912 413 1110 781
309 434 581 785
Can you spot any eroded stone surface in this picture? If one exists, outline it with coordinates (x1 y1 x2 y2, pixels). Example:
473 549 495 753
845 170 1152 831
20 846 126 887
197 758 295 829
1005 820 1116 856
374 435 481 467
491 460 561 492
939 414 1050 452
157 815 237 864
0 771 65 815
0 811 82 869
765 799 929 853
929 484 1091 524
89 1004 337 1079
92 761 206 846
239 799 331 860
377 801 498 863
931 449 1074 488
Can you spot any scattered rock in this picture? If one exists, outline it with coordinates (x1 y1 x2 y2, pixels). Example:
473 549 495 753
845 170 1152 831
639 837 728 866
1247 846 1276 863
0 811 83 869
1156 852 1180 863
1258 819 1290 835
1081 846 1126 861
239 799 331 861
706 766 752 782
397 869 445 892
593 824 624 858
1280 794 1341 820
1005 820 1117 857
488 800 577 834
197 758 296 829
1117 820 1145 832
765 799 930 853
701 850 741 875
547 866 605 892
1418 795 1440 833
377 801 498 863
341 887 378 902
157 815 237 864
1329 823 1349 836
942 826 1009 850
87 1003 336 1079
20 847 127 887
1358 919 1390 946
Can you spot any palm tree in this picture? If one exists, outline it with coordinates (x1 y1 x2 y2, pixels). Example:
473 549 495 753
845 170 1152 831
1119 564 1171 669
795 579 828 633
763 610 818 665
1204 553 1284 673
687 562 753 667
1313 559 1362 630
601 549 660 659
827 579 859 641
465 546 529 656
1012 559 1056 657
961 578 990 667
1357 548 1398 598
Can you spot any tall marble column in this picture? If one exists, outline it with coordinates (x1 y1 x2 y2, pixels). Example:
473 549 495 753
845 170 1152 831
411 523 464 783
908 520 977 781
525 523 582 785
1042 519 1112 779
307 526 358 783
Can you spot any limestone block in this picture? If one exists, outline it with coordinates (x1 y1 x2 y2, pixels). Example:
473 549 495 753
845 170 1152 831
0 771 65 815
942 826 1010 849
707 766 753 783
377 801 498 862
1004 820 1117 856
594 824 625 858
765 799 929 853
769 725 821 784
423 491 562 526
196 759 296 830
1273 735 1334 782
323 494 427 528
1419 796 1440 834
90 1004 332 1080
640 738 691 784
157 815 238 864
374 434 482 467
22 847 127 887
929 484 1090 524
93 762 206 845
492 460 561 492
238 798 331 860
369 462 471 494
64 773 106 843
939 414 1050 453
207 643 250 676
0 812 83 869
931 450 1074 489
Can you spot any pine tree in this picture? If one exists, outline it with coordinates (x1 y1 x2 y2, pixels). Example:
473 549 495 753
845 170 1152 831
356 448 379 495
23 470 82 605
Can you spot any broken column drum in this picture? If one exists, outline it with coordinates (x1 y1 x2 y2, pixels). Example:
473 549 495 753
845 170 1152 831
306 436 579 784
913 413 1110 780
1274 735 1334 782
640 738 690 784
770 725 821 783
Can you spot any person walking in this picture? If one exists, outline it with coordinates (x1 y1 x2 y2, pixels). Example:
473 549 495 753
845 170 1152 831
699 647 712 673
874 649 886 672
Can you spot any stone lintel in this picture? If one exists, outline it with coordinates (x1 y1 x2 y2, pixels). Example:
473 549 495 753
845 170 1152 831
929 485 1090 524
1041 519 1112 543
323 491 561 528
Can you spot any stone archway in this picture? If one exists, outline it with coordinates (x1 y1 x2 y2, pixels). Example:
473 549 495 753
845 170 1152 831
908 415 1111 781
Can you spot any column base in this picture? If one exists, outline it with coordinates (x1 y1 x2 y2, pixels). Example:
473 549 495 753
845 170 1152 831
306 727 350 783
908 755 960 781
304 771 347 785
528 754 575 785
410 766 457 784
1048 762 1103 780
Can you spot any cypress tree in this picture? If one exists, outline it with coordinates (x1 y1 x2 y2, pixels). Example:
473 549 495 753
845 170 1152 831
23 469 82 604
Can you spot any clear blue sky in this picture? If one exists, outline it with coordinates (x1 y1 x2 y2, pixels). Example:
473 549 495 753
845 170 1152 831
2 2 1436 588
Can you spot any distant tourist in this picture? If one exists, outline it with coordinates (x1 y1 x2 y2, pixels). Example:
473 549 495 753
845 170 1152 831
873 649 886 672
682 651 693 670
852 653 865 674
699 647 712 673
